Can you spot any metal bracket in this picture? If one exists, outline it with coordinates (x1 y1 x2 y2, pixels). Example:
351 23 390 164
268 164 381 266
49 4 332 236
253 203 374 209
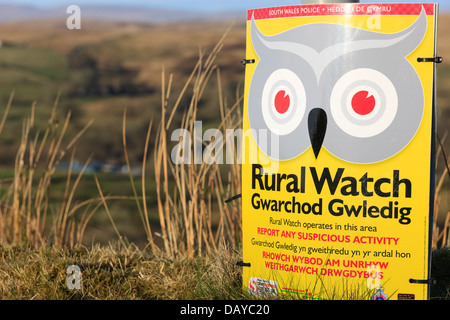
225 194 241 203
241 59 255 65
409 278 437 285
236 261 251 267
417 57 443 63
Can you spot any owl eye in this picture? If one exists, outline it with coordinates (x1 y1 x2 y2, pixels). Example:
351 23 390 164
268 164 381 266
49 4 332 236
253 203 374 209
351 90 376 116
274 90 290 114
262 69 306 136
330 68 398 138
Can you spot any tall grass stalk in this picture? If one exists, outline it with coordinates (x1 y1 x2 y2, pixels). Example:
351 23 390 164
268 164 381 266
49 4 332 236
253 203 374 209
150 24 243 258
434 132 450 249
0 94 96 248
122 109 157 252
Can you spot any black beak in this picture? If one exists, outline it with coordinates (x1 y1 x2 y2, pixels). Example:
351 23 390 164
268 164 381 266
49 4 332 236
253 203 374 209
308 108 327 159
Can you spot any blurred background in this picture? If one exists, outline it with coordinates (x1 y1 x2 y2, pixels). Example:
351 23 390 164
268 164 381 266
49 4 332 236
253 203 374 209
0 0 447 249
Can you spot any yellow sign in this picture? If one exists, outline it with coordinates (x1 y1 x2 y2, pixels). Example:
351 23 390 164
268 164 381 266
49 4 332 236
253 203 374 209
242 3 438 300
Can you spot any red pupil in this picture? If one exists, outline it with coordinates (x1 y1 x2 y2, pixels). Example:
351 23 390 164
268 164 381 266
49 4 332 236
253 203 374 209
351 90 375 115
274 90 290 114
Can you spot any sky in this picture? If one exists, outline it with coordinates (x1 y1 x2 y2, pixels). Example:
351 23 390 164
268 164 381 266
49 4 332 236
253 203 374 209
0 0 448 12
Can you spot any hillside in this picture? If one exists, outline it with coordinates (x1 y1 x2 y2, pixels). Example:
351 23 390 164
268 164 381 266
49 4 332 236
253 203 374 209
0 15 448 163
0 18 246 164
0 4 244 23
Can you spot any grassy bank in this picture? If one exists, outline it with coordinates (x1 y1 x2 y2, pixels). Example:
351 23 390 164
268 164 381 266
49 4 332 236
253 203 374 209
0 242 246 300
0 244 448 300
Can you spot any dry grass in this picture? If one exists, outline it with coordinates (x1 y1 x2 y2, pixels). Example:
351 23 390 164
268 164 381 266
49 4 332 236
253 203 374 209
0 20 247 257
0 241 245 300
434 133 450 249
123 23 244 259
0 91 96 248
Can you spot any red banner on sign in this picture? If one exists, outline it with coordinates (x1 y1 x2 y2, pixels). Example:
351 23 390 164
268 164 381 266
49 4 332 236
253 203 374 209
247 3 436 20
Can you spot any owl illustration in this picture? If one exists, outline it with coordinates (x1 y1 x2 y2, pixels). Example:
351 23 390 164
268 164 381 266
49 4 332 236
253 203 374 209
247 8 427 163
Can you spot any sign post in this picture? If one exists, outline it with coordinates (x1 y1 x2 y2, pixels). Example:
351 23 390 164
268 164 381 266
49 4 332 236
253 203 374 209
242 2 438 300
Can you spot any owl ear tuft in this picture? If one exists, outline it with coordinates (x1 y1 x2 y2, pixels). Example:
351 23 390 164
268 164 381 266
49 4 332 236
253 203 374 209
250 13 269 58
387 6 428 56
